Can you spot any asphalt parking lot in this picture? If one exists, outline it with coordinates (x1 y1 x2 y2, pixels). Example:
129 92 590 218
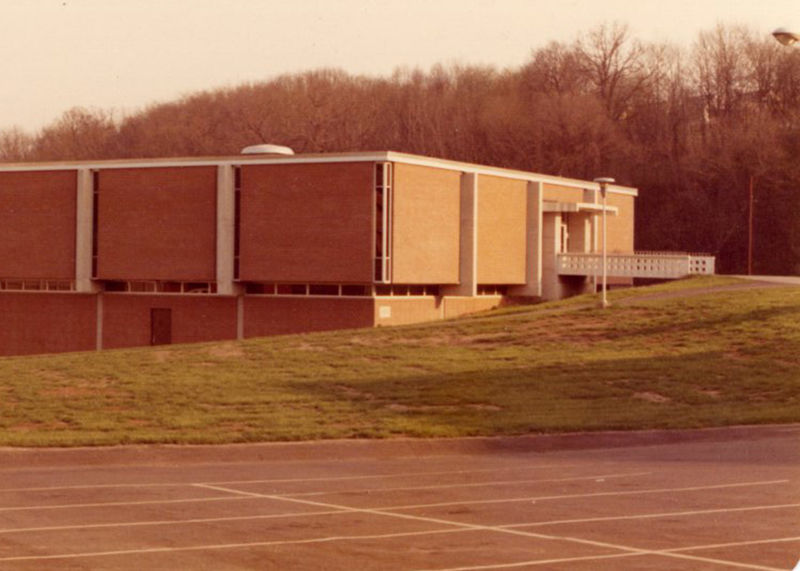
0 425 797 570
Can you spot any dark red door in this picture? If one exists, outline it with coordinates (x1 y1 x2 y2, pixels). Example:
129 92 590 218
150 308 172 345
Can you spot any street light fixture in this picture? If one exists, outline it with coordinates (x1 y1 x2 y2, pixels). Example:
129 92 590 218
773 27 800 46
593 177 615 308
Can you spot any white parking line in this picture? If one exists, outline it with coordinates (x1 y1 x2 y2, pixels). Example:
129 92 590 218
414 552 646 570
283 471 652 497
204 464 583 487
502 502 800 528
0 509 345 534
0 494 253 513
381 479 790 511
0 480 791 570
0 478 786 515
0 464 579 494
419 549 786 571
668 535 800 553
648 551 785 571
198 482 791 571
0 527 466 562
1 499 792 539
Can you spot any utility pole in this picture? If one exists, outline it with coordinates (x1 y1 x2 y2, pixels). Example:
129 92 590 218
748 174 754 276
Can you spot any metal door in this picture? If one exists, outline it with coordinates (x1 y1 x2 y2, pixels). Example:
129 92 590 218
150 308 172 345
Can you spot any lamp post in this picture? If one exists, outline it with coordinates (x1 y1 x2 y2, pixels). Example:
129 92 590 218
772 27 799 46
762 28 798 274
593 177 615 308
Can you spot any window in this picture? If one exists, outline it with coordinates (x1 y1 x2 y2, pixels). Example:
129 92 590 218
341 285 369 296
309 284 339 296
233 166 242 280
104 280 127 292
0 279 75 292
374 163 392 283
100 280 216 294
242 283 372 297
91 170 99 278
373 284 440 297
245 282 275 294
477 284 508 296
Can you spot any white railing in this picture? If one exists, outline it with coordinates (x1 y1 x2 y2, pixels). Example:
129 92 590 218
558 252 715 279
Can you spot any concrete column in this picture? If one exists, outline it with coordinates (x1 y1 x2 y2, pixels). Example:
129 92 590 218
216 165 241 296
441 172 477 297
509 181 543 298
584 187 599 292
75 169 96 293
217 165 245 340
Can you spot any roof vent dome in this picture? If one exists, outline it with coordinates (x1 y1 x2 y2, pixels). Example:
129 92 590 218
240 144 295 156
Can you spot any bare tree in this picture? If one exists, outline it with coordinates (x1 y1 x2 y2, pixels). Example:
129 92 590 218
33 107 119 160
692 24 751 118
0 127 35 161
575 22 652 120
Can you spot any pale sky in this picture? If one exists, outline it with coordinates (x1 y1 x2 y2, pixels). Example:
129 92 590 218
0 0 796 133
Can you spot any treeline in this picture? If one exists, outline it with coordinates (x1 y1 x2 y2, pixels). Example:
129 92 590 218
2 23 799 274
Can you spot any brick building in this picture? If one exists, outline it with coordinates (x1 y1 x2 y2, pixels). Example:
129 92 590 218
0 151 637 356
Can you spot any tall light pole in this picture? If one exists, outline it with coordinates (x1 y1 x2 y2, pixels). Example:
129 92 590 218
594 177 615 308
762 28 797 274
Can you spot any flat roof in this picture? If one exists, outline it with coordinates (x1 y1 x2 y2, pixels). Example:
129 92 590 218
0 150 638 196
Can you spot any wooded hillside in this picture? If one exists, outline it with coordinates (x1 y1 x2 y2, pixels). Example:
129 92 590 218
2 23 799 274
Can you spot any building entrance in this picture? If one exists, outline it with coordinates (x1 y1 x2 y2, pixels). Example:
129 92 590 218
150 308 172 345
559 214 570 253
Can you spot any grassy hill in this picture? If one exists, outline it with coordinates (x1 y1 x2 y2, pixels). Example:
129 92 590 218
1 276 798 447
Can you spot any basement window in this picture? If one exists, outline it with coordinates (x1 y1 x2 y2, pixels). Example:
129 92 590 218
341 285 369 296
374 284 392 296
309 284 340 296
372 284 440 297
243 283 373 297
275 284 308 295
245 283 275 294
0 279 76 292
162 282 182 293
101 280 216 294
104 280 127 292
47 280 74 291
477 284 508 296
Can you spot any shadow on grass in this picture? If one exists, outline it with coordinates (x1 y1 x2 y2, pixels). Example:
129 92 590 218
294 348 800 441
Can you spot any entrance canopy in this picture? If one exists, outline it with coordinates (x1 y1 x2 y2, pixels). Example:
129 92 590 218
543 201 619 215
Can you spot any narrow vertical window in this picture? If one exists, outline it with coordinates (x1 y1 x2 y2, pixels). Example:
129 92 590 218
233 166 241 280
374 162 392 283
91 170 99 278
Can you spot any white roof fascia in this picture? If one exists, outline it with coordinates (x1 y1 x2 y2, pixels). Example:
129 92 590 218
0 150 638 197
383 152 637 197
0 152 392 173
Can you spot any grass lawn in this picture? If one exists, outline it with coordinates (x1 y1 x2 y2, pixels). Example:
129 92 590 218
0 276 798 447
